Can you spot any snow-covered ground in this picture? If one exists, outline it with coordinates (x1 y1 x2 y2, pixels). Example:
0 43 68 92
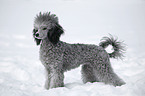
0 0 145 96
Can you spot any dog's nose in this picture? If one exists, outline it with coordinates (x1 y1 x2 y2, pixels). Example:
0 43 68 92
35 33 39 37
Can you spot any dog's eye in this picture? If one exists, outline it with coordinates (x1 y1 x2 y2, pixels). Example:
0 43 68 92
34 29 38 32
43 28 47 30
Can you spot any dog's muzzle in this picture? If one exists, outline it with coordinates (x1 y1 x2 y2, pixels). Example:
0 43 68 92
35 32 40 39
35 32 39 37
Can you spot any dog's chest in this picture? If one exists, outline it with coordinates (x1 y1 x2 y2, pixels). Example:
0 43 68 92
39 44 63 65
40 46 53 63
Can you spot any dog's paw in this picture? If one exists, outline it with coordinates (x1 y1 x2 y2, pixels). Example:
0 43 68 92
113 79 126 87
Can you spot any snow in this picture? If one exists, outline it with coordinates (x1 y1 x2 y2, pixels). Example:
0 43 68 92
0 0 145 96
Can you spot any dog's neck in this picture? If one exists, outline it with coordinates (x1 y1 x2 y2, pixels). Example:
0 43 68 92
40 37 61 49
41 37 52 47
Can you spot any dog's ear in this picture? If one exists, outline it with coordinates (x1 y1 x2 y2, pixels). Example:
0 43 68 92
47 23 64 44
33 29 42 45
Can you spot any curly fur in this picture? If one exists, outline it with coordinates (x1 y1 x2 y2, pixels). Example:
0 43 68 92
32 12 126 89
99 35 126 59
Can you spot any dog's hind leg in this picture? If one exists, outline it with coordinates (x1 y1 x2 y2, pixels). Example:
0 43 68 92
93 53 126 86
81 64 99 83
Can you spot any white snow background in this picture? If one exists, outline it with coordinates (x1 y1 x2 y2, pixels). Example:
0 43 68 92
0 0 145 96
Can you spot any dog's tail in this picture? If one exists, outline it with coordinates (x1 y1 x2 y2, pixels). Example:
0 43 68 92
99 35 126 59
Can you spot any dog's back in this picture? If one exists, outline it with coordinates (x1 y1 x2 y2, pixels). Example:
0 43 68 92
62 42 108 71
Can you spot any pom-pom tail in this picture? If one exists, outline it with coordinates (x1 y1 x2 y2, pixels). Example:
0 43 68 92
99 35 126 59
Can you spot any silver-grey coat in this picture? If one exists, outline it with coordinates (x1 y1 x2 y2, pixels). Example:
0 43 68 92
33 12 126 89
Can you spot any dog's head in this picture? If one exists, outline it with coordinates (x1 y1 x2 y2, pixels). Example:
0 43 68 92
33 12 64 45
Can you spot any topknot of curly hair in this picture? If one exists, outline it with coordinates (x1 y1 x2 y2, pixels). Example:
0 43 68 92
34 12 58 25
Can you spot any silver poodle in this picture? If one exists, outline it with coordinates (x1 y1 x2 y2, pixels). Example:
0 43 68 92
32 12 126 89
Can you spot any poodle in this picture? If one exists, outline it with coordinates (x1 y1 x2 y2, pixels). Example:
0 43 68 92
32 12 126 89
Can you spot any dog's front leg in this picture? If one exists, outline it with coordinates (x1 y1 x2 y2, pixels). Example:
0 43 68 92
45 67 64 89
45 67 51 89
45 64 64 89
49 68 64 89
